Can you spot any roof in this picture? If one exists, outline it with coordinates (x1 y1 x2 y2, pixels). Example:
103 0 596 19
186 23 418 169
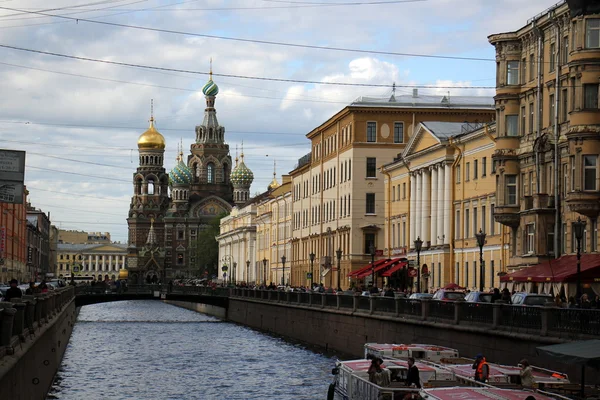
500 254 600 283
421 122 468 140
351 94 495 110
57 243 128 252
537 340 600 369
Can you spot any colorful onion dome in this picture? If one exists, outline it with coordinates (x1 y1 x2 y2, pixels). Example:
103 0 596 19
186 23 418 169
202 79 219 97
137 118 166 150
230 156 254 187
170 156 193 185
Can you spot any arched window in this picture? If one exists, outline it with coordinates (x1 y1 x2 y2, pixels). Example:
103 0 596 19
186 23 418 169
207 163 215 183
135 178 143 195
148 178 155 195
223 163 229 182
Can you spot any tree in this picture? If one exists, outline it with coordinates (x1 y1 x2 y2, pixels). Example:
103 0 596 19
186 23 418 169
196 212 227 279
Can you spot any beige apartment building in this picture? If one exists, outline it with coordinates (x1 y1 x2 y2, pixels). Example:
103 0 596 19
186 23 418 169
383 121 509 291
289 93 495 289
58 230 111 244
489 0 600 271
56 243 127 280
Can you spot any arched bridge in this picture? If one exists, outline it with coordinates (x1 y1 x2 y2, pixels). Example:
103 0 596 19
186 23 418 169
74 285 229 308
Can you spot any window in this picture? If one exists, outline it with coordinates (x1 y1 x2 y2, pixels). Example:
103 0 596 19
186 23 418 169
465 262 469 288
402 183 406 199
490 260 495 288
593 219 598 252
177 254 184 265
474 160 478 180
571 156 576 191
520 106 526 136
584 155 598 191
465 162 470 181
550 42 556 72
207 163 215 183
366 157 377 178
505 175 517 205
562 223 567 254
529 54 535 81
526 224 535 254
521 58 526 84
394 122 404 143
392 186 396 202
367 122 377 142
584 84 599 109
506 61 519 85
465 209 470 238
366 193 375 214
548 230 555 255
529 102 534 134
482 205 486 234
561 89 568 123
456 210 461 239
529 171 534 196
456 165 461 183
178 230 184 240
549 94 555 127
482 157 487 177
473 207 478 236
563 36 569 65
506 115 518 136
364 232 375 254
586 19 600 48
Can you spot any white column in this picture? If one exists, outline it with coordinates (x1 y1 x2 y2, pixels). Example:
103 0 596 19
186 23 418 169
422 169 430 245
444 163 451 245
437 164 445 245
102 255 106 272
415 171 422 243
430 166 438 246
95 255 99 271
88 255 93 273
109 255 113 272
410 173 416 246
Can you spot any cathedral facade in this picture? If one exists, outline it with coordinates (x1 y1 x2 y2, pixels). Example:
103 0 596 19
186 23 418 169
126 73 253 283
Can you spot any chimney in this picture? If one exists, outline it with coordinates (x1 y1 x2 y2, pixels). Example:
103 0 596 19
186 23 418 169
412 88 418 98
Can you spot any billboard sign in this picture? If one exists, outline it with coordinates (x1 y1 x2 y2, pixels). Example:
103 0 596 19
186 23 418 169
0 150 25 204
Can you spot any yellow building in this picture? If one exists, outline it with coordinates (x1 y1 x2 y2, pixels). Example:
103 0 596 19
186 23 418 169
255 175 292 285
383 121 509 291
489 1 600 273
56 243 128 281
290 93 495 289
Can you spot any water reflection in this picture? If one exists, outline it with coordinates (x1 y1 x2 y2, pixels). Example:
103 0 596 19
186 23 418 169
48 300 334 400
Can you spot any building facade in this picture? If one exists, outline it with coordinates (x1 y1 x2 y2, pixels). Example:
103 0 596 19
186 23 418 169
0 189 28 283
289 93 495 289
58 230 111 244
383 122 509 291
489 0 600 270
26 206 51 280
56 243 128 281
127 72 247 283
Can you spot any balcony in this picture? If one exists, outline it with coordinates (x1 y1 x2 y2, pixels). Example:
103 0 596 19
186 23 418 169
492 137 520 161
494 204 520 228
565 190 600 218
520 194 556 215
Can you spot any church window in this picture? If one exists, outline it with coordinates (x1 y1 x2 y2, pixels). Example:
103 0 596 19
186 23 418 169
177 254 184 264
207 163 215 183
223 163 229 182
178 230 184 240
147 179 155 195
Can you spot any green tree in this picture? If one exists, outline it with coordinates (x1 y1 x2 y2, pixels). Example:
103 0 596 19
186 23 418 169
196 212 227 279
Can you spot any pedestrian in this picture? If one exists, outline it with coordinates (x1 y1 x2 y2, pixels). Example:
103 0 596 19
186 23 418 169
5 279 22 301
553 294 563 308
406 357 421 388
491 288 501 303
518 359 534 390
501 288 512 303
472 353 489 383
25 281 37 295
384 286 395 298
580 293 592 309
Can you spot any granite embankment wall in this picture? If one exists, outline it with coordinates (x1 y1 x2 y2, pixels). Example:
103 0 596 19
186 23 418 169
0 287 77 400
164 300 227 319
227 298 598 385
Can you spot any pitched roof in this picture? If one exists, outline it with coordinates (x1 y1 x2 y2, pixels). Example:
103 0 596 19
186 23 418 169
351 94 494 110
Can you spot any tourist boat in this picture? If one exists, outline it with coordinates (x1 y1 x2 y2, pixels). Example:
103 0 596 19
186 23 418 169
422 387 570 400
364 343 460 363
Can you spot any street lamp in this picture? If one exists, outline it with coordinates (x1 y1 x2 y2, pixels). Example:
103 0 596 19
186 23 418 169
336 248 342 291
370 243 376 288
246 260 250 284
475 229 487 292
281 255 287 286
309 252 315 289
573 217 586 301
262 258 268 286
414 237 423 293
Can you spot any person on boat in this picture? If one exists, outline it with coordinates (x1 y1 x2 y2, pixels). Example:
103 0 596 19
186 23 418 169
406 357 421 388
518 359 534 390
368 357 391 387
472 354 489 383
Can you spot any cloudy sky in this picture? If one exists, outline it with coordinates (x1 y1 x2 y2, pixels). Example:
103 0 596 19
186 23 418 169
0 0 560 243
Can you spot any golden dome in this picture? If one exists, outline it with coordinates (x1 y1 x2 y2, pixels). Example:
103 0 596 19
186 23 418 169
118 269 129 280
137 118 166 150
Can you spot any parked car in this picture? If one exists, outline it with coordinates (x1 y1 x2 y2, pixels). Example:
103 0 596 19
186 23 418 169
511 292 553 306
432 289 465 302
464 291 493 303
409 293 433 300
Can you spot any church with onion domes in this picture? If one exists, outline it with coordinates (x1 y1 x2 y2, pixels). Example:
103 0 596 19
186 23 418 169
126 68 254 283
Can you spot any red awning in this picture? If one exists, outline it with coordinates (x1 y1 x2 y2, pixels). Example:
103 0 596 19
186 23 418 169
500 254 600 283
356 258 402 279
348 258 389 277
381 261 408 277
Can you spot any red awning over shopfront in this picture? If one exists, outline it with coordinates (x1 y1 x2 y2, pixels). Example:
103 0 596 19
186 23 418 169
348 258 389 278
380 261 408 277
355 258 403 279
500 254 600 283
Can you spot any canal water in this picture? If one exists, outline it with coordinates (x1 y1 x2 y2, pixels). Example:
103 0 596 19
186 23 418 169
47 300 336 400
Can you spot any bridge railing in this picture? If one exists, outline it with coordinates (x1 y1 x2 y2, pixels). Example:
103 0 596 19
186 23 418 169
0 286 75 359
228 288 600 339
